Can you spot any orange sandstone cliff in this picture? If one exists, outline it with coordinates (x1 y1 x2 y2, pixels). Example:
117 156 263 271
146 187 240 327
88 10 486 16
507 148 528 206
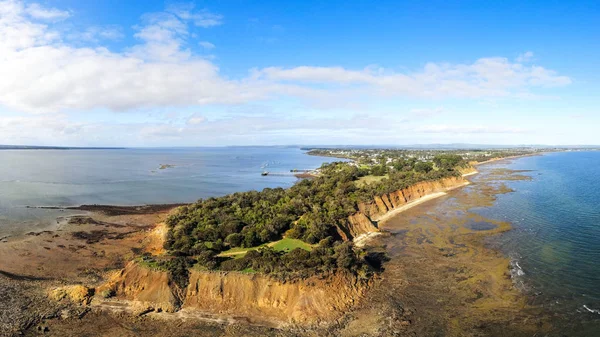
336 176 467 240
184 269 368 323
98 262 180 313
96 262 370 325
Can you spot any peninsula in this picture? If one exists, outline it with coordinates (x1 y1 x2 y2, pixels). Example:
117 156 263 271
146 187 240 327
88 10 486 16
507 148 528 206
0 147 559 336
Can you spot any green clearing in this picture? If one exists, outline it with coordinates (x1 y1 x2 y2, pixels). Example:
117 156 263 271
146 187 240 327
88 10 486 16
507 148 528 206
270 238 313 252
217 238 313 258
354 174 388 188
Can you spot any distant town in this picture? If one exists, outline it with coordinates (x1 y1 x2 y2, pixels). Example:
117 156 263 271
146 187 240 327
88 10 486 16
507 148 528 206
306 147 595 167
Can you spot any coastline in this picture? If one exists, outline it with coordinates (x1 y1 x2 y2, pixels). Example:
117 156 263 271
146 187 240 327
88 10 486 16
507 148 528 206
473 152 543 166
0 158 553 336
375 181 470 226
37 203 187 216
361 159 551 336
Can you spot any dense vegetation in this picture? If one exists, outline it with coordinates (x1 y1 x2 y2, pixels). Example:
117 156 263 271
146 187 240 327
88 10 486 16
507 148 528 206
162 154 466 280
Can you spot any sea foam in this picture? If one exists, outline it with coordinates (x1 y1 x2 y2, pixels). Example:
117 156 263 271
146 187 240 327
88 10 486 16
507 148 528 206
583 305 600 315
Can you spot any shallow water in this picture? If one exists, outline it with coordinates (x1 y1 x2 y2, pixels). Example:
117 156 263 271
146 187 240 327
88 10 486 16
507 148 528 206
474 151 600 335
464 220 497 231
0 147 336 236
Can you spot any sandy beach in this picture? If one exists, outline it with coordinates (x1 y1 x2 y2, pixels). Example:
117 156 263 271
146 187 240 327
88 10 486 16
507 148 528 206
375 181 471 225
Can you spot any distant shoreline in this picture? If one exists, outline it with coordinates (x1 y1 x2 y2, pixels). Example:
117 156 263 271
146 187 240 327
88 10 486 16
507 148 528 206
29 204 186 216
473 152 544 166
0 146 126 150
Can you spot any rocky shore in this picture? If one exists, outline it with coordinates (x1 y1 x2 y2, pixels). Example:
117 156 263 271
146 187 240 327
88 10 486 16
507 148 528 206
0 161 554 336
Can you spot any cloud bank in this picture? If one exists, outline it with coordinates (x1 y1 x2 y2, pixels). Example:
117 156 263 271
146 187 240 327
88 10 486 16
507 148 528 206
0 0 574 146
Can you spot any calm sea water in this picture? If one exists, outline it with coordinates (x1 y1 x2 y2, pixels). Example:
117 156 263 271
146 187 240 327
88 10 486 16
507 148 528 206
0 147 337 236
476 151 600 334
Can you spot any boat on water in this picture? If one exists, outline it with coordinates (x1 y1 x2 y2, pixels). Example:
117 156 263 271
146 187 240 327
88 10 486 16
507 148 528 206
261 171 269 176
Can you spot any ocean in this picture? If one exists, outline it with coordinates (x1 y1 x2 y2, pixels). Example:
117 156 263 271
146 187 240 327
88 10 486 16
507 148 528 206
475 151 600 335
0 147 338 237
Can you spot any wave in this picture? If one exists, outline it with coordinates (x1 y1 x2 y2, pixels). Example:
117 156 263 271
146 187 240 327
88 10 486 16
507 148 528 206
583 305 600 315
508 255 529 292
509 255 526 277
514 261 525 276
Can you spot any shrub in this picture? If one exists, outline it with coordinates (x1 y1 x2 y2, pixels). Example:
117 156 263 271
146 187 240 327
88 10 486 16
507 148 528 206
160 256 193 289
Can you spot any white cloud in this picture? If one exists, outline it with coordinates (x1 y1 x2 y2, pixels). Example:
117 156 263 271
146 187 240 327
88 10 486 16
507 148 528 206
417 125 528 134
0 0 573 146
187 116 206 125
256 57 571 100
516 51 534 63
68 25 124 43
0 114 85 144
0 112 410 146
191 10 223 28
25 2 70 21
166 3 223 27
139 114 409 141
410 107 444 117
0 1 272 113
256 66 373 83
0 0 61 52
198 41 215 49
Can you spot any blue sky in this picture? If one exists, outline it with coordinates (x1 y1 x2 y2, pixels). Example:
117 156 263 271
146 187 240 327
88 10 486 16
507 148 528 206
0 0 598 146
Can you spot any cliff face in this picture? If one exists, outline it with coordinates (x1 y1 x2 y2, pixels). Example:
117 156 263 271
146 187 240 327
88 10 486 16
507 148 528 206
184 270 368 323
337 176 467 240
99 262 370 325
459 166 478 176
336 212 379 241
98 262 180 313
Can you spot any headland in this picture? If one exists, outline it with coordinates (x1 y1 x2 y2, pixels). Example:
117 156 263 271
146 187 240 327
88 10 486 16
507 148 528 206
0 149 557 336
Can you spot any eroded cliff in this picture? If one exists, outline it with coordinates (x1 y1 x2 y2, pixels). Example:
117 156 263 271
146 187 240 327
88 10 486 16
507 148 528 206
98 262 180 313
337 176 467 240
97 262 370 325
184 269 368 323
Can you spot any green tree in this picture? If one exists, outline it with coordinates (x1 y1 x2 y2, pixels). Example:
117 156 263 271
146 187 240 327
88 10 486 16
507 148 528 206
370 165 387 176
224 233 243 247
414 161 434 173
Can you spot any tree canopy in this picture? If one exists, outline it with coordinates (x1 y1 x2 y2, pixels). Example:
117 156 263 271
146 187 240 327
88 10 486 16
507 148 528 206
162 157 463 280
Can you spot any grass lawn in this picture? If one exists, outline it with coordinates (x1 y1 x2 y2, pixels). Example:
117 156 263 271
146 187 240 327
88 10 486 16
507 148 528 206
355 174 388 188
217 238 313 258
270 238 313 252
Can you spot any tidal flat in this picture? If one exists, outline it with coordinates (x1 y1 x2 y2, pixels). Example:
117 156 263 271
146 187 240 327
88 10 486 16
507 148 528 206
336 164 551 337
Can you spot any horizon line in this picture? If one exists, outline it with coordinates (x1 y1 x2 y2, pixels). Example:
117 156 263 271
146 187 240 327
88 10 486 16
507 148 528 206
2 144 600 150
